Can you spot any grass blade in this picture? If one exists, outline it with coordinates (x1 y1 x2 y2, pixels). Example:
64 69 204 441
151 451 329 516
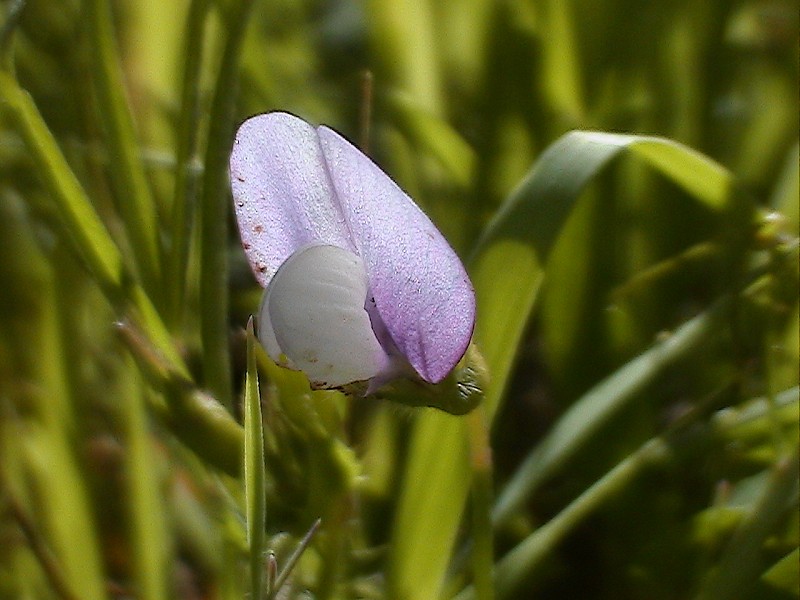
166 0 211 327
121 363 171 600
391 130 744 599
0 71 244 475
270 519 322 600
492 298 727 526
85 0 162 295
694 449 799 600
0 70 125 293
456 438 671 600
198 0 255 409
244 317 266 600
365 0 442 115
388 414 470 599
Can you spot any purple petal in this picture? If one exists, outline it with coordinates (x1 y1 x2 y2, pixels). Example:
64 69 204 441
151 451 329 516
230 113 352 287
230 112 475 384
317 127 475 384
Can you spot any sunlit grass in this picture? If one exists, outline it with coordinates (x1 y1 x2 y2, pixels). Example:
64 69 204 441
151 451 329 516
0 1 797 599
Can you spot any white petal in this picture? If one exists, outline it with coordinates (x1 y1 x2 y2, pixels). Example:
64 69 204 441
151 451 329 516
257 291 296 370
258 244 391 388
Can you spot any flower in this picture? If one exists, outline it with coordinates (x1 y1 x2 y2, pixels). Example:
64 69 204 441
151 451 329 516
230 112 475 392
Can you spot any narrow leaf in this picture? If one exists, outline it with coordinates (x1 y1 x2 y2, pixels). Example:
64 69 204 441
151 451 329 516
694 450 800 600
492 298 727 525
391 130 742 599
0 71 125 292
166 0 212 327
456 438 671 600
85 0 162 294
245 317 266 600
122 362 170 600
199 0 256 408
0 70 244 475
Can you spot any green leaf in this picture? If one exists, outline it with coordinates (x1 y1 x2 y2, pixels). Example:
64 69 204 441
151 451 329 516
0 194 105 600
540 0 585 124
695 450 800 600
492 297 727 526
365 0 443 115
0 71 190 382
386 92 477 187
21 427 107 600
85 0 162 295
245 318 266 600
121 363 171 600
456 438 671 600
0 70 125 293
198 0 256 409
760 548 800 596
0 65 244 476
389 130 743 599
770 141 799 233
165 0 212 327
387 412 471 600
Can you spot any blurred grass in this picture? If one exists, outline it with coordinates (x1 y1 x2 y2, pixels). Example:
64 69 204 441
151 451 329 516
1 1 797 599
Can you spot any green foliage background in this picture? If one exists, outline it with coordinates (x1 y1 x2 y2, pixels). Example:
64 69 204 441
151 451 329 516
0 0 797 599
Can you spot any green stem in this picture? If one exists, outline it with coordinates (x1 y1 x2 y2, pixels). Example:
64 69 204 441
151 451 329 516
245 319 266 600
0 70 125 292
467 407 495 600
0 70 243 476
694 449 800 600
0 0 26 69
269 519 322 600
471 439 669 600
166 0 211 329
119 360 171 600
492 296 728 526
2 481 82 600
199 0 256 409
84 0 162 299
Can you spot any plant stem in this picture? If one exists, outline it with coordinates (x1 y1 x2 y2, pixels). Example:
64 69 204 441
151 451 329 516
166 0 211 329
84 0 162 299
198 0 256 410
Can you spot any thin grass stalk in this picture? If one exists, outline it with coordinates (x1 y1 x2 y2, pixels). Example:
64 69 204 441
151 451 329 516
456 438 671 600
0 0 26 68
694 448 800 600
466 406 495 600
166 0 211 329
198 0 256 410
0 193 88 600
84 0 162 299
121 360 171 600
268 519 322 600
0 71 244 473
245 318 266 600
365 0 443 116
492 296 728 526
1 490 81 600
0 70 125 293
0 197 106 600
